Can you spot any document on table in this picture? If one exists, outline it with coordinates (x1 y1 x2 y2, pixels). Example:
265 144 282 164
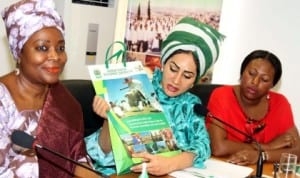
169 158 253 178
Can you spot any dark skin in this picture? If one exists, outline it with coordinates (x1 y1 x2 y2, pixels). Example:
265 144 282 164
0 27 67 111
0 27 101 178
208 58 300 165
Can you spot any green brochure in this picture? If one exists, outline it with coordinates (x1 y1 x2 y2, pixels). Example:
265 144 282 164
88 61 181 175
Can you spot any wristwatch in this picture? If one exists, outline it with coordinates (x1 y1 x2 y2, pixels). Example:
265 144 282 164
261 151 269 162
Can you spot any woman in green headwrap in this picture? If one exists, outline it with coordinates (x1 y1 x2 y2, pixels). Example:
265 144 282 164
0 0 98 177
85 17 224 176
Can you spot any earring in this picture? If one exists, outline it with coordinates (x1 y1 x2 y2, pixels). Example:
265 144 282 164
15 59 20 75
15 68 20 75
266 94 270 100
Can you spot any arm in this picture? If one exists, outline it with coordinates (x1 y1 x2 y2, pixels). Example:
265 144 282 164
92 96 111 153
73 163 102 178
259 95 300 162
208 119 255 156
98 120 111 153
260 126 300 162
226 126 300 165
262 126 299 150
206 86 257 163
85 95 116 175
0 135 14 176
208 119 262 165
212 93 300 165
0 99 32 177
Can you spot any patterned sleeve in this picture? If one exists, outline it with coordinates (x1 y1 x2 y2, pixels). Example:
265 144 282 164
84 128 116 176
0 125 14 177
185 100 211 168
0 92 15 177
173 94 211 168
0 100 38 177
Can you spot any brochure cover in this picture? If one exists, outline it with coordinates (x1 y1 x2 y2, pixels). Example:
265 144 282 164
87 61 181 174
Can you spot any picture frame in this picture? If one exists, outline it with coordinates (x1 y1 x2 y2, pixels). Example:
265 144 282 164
124 0 223 83
72 0 110 7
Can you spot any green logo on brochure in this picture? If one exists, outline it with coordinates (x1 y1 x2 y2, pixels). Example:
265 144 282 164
93 69 102 79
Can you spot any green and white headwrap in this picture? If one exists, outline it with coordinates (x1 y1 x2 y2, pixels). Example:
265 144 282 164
161 17 225 82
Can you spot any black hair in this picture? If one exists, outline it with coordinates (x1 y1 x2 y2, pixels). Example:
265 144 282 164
240 50 282 86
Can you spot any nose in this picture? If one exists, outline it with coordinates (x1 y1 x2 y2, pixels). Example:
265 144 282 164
173 73 181 84
251 76 260 85
48 47 58 61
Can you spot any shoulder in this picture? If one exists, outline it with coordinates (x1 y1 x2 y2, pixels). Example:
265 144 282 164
0 82 7 93
0 73 18 95
210 85 235 98
0 82 12 100
184 92 201 104
208 85 238 109
174 92 200 114
213 85 233 92
269 90 291 105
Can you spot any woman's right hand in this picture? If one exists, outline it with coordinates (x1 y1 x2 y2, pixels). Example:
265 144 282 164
92 95 110 119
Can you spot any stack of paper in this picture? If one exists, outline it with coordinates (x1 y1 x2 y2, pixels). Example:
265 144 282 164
170 158 253 178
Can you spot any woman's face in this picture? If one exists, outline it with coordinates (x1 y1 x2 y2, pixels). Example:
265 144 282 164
240 58 275 100
19 27 67 85
161 52 197 97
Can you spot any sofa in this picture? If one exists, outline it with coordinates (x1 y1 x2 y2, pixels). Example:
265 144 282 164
61 79 222 137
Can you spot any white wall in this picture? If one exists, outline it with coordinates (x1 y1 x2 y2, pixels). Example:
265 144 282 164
56 0 119 79
0 0 19 74
213 0 300 130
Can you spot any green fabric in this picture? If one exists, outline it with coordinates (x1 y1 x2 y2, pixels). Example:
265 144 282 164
85 128 116 176
85 68 212 175
152 69 211 168
161 16 225 82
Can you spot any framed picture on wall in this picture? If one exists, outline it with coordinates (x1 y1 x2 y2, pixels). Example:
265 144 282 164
124 0 223 83
72 0 110 7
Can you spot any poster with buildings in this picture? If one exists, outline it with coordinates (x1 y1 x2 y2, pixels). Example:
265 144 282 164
124 0 223 83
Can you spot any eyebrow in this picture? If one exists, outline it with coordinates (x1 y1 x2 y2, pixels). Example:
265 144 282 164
248 68 272 78
170 61 195 75
34 39 65 44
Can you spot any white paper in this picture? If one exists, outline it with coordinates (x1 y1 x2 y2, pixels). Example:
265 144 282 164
169 158 254 178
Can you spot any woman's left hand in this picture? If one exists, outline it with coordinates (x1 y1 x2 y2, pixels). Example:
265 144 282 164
130 152 171 176
265 132 298 149
227 149 259 166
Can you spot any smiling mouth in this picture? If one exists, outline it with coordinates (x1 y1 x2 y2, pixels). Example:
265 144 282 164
46 67 60 74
